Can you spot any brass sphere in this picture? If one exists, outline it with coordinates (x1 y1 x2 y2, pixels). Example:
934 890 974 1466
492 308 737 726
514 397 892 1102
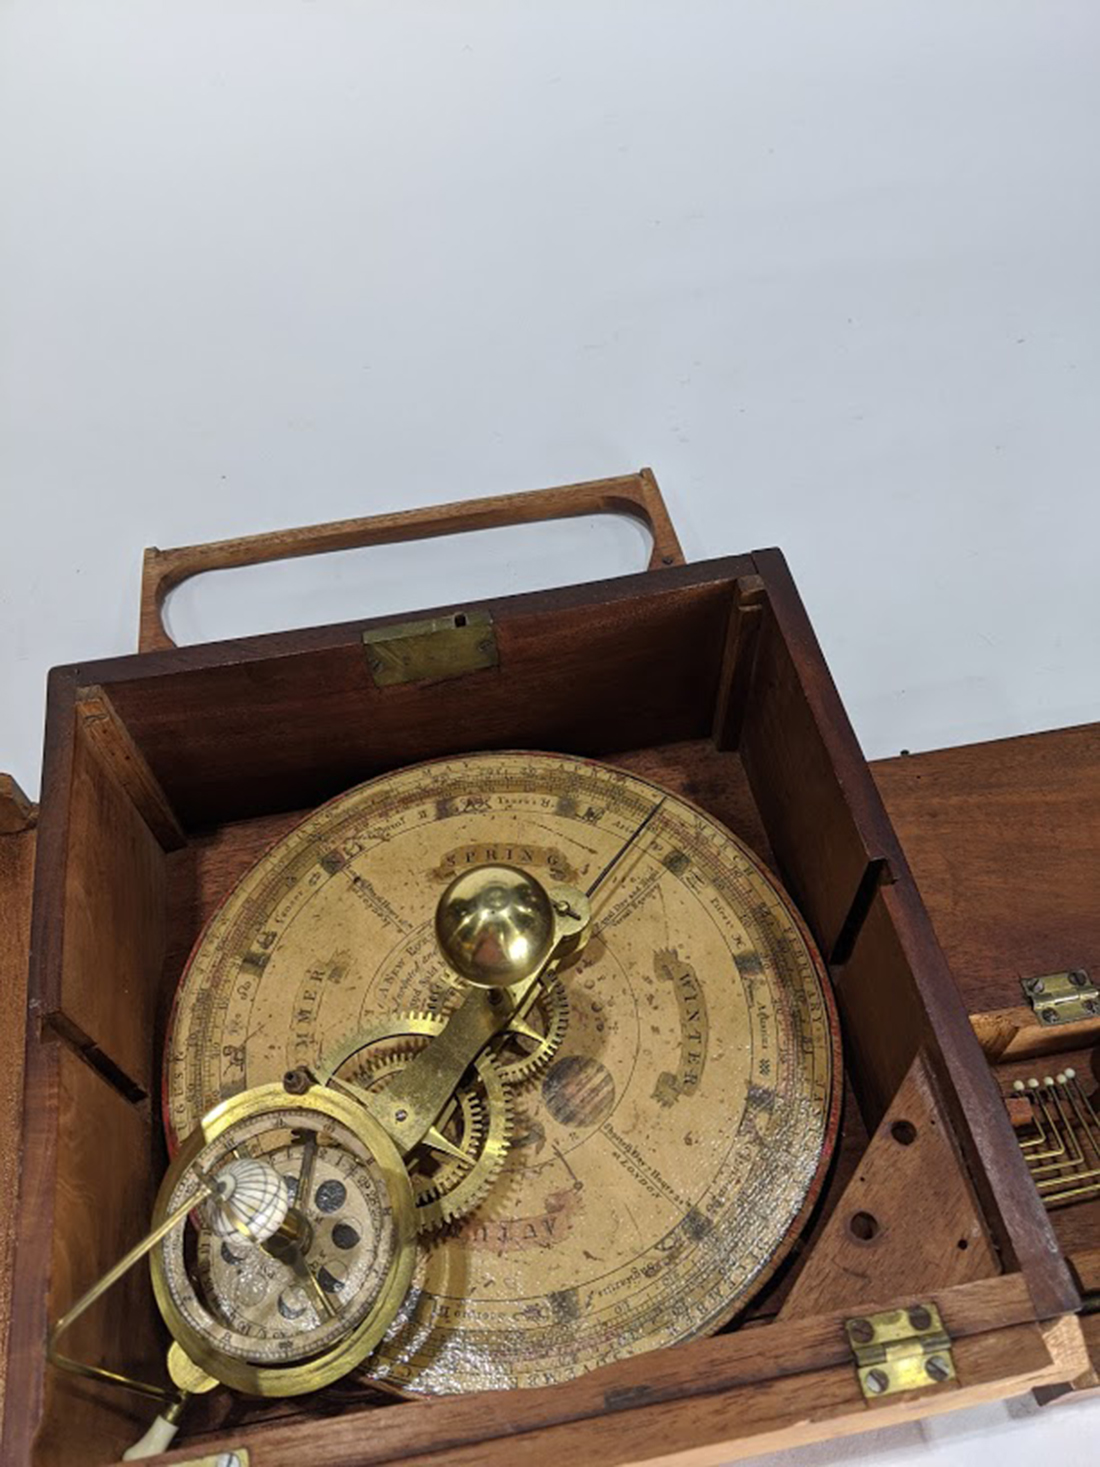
435 864 556 988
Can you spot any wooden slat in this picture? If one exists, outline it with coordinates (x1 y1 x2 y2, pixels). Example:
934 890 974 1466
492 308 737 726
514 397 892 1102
122 1300 1083 1467
50 719 167 1096
831 886 934 1124
972 1004 1100 1064
75 688 185 850
0 774 35 834
0 822 35 1449
3 1045 160 1467
710 575 766 751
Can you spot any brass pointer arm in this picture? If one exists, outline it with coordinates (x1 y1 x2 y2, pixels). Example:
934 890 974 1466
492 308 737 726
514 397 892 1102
585 797 666 900
49 1178 214 1404
376 977 538 1155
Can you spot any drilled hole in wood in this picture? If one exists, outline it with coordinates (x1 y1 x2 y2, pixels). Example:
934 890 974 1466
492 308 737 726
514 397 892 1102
890 1120 917 1146
849 1211 879 1242
957 1238 969 1250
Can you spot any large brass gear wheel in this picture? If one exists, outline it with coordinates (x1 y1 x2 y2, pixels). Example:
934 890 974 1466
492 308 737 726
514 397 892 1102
349 1047 487 1218
490 975 570 1087
319 1012 513 1234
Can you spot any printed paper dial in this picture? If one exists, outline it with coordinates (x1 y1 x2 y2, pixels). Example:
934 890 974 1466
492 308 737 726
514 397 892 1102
164 752 840 1392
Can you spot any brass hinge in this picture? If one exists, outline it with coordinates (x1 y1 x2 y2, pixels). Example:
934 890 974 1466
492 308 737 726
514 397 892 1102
1021 969 1099 1027
846 1304 956 1400
362 610 498 688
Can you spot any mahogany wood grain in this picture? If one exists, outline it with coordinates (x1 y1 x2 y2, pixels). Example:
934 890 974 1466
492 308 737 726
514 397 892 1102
832 886 935 1125
115 1286 1079 1467
112 564 747 828
139 468 686 652
0 821 34 1449
52 720 167 1096
1071 1247 1100 1294
4 1044 161 1467
710 574 766 751
0 774 34 834
872 725 1100 1015
76 688 185 851
781 1054 996 1317
750 553 1073 1320
972 1005 1100 1065
736 588 886 962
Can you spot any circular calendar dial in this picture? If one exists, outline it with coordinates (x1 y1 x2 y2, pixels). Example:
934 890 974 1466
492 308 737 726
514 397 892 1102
164 752 840 1392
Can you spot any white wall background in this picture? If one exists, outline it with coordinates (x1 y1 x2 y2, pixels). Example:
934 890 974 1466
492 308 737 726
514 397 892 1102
1 3 1098 1462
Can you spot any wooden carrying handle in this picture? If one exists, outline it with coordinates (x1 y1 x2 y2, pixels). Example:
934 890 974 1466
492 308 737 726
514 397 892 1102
138 467 685 652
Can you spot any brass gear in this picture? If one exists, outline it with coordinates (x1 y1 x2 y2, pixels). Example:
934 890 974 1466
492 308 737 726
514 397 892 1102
490 976 570 1087
350 1046 487 1217
318 1012 513 1234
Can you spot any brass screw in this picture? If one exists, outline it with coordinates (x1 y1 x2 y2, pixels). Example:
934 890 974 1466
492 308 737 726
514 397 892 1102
908 1306 932 1332
1040 1008 1057 1024
865 1368 889 1394
848 1318 874 1345
1028 978 1046 994
925 1355 950 1383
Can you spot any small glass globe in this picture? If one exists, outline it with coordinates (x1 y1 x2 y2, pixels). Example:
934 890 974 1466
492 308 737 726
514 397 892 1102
208 1158 289 1243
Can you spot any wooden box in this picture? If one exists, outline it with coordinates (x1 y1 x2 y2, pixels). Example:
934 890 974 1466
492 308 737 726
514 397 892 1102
0 472 1089 1467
